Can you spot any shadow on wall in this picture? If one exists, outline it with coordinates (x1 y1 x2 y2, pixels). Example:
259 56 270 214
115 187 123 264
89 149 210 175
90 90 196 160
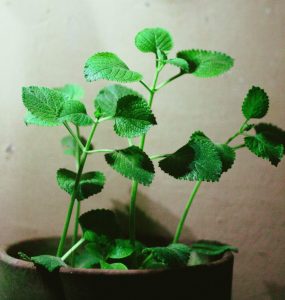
112 189 196 243
265 281 285 300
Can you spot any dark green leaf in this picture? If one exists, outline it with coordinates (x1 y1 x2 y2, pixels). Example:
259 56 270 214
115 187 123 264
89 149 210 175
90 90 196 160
242 86 269 119
100 261 128 270
245 134 284 166
177 50 234 77
57 169 105 201
105 146 155 186
215 144 236 173
166 58 189 72
84 52 142 83
135 27 173 54
108 239 134 259
114 95 156 138
94 84 140 118
190 241 238 256
74 250 101 269
55 84 84 101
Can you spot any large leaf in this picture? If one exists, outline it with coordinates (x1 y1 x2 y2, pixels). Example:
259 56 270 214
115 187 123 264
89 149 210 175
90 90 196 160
57 169 105 201
22 86 65 125
177 50 234 77
245 134 284 166
84 52 142 83
108 239 134 259
94 84 140 118
135 27 173 54
114 95 156 138
79 209 119 241
105 146 155 186
215 144 236 173
55 84 84 101
159 131 222 182
190 241 238 256
24 111 62 127
242 86 269 119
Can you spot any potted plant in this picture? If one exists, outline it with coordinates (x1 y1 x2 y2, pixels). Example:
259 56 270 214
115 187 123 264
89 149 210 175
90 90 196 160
0 27 284 300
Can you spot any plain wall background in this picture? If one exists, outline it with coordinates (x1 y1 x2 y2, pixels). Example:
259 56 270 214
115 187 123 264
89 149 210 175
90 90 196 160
1 0 285 299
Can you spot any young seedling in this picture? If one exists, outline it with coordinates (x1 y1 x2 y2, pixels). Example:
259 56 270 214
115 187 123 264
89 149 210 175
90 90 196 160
20 27 284 271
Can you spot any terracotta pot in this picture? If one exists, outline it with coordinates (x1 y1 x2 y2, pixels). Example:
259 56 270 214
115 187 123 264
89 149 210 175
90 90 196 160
0 237 234 300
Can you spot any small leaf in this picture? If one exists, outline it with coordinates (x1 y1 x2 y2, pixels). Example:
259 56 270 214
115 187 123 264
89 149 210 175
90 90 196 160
61 135 92 157
177 50 234 77
114 95 157 138
95 84 140 118
135 27 173 54
166 58 189 72
215 144 236 173
59 100 94 126
24 111 62 127
57 169 105 201
190 241 238 256
85 243 106 262
255 123 285 153
22 86 65 125
108 239 134 259
105 146 155 186
100 261 128 270
242 86 269 119
74 250 101 269
245 134 283 166
84 52 142 83
79 209 119 241
55 84 84 101
159 131 222 182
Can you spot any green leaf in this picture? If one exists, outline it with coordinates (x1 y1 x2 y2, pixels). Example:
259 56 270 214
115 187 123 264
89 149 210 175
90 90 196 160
166 58 189 72
74 250 101 268
143 243 191 269
177 50 234 77
159 131 222 182
245 134 284 166
19 253 66 272
79 209 119 242
215 144 236 173
55 84 84 101
114 95 156 138
188 252 210 266
57 169 105 201
105 146 155 186
59 100 93 126
24 111 62 127
22 86 65 125
61 135 93 157
85 243 106 262
108 239 134 259
95 84 140 118
190 241 238 256
135 27 173 54
255 123 285 153
100 261 128 270
242 86 269 119
84 52 142 83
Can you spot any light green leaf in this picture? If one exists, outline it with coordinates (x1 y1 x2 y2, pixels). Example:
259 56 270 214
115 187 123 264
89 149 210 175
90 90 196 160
24 111 62 127
135 27 173 54
159 131 222 182
59 100 93 126
84 52 142 83
215 144 236 173
177 50 234 77
57 169 105 201
255 123 285 154
85 243 106 262
55 84 84 101
105 146 155 186
108 239 134 259
22 86 65 125
114 95 156 138
188 252 210 266
166 58 189 72
100 261 128 270
79 209 119 242
190 241 238 256
242 86 269 119
245 134 284 166
95 84 140 118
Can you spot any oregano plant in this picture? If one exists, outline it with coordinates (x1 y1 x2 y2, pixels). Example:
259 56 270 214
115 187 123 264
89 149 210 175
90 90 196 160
20 27 284 271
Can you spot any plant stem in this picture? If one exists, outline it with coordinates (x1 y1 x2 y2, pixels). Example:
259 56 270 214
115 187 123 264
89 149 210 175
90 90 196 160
139 80 152 93
150 153 169 160
56 121 99 257
61 237 85 262
233 143 246 150
86 149 114 154
173 180 202 243
155 72 184 91
225 120 248 145
63 122 85 151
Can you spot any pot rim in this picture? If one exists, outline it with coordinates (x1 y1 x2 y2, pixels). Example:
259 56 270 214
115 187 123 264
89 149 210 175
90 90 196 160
0 236 234 275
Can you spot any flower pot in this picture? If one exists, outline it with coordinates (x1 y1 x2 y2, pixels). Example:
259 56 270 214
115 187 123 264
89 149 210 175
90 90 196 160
0 237 234 300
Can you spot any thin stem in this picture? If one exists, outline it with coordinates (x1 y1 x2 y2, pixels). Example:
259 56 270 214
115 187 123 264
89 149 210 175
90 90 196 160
233 143 246 150
139 80 152 93
128 138 133 146
150 153 169 160
56 121 99 257
173 180 202 243
86 149 114 154
61 238 85 262
225 119 248 145
63 122 85 151
155 72 184 91
98 116 113 123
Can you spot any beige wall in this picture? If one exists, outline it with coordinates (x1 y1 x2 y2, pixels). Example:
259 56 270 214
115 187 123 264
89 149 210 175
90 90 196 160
1 0 285 299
